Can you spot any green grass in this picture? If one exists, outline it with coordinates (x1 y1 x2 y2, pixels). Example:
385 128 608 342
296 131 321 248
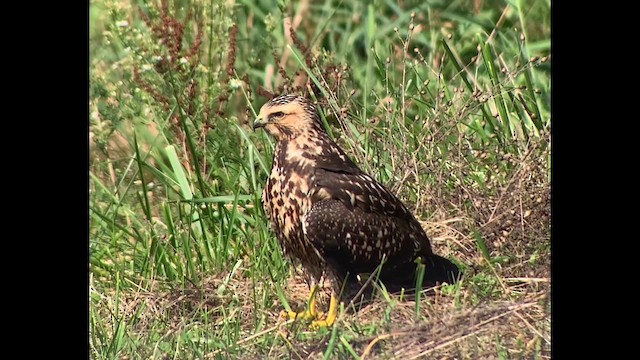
90 0 550 358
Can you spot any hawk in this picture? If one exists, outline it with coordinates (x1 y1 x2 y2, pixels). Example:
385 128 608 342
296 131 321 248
254 94 460 327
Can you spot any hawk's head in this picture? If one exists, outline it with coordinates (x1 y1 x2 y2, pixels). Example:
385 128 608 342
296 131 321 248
253 95 324 140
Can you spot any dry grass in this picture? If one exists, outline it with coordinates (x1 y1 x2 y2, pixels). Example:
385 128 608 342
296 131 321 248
98 267 549 359
95 154 551 358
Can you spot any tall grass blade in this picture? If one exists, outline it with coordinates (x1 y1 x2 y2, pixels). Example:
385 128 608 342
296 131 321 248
473 228 491 262
165 145 193 200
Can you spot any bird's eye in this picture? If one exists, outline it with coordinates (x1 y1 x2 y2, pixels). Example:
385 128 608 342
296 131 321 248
271 111 285 120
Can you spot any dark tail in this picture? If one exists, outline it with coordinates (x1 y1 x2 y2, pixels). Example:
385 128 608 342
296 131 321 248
379 254 461 292
420 254 461 286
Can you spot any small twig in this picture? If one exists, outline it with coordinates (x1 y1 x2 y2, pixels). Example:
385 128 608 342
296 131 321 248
346 263 387 310
519 191 526 242
203 320 294 358
408 301 539 359
487 5 511 44
485 256 509 294
514 310 550 344
361 332 412 359
504 277 549 283
485 144 536 224
408 326 489 359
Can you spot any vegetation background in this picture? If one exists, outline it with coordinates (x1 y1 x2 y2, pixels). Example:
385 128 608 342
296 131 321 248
89 0 551 358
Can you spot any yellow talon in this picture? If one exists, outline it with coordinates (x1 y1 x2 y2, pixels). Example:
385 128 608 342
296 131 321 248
281 286 339 328
281 284 321 320
310 293 339 328
281 308 324 321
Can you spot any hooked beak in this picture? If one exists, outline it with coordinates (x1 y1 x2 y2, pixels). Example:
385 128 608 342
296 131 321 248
253 115 267 131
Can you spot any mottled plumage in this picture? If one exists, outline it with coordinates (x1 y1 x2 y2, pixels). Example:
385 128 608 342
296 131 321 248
254 95 459 324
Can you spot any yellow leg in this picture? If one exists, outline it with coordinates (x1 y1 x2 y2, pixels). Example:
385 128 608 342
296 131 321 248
310 292 339 328
280 287 340 328
281 285 323 321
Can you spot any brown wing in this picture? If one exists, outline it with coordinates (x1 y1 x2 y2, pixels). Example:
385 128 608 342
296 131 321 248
311 147 431 244
304 162 461 285
303 148 434 275
302 198 422 275
312 168 418 219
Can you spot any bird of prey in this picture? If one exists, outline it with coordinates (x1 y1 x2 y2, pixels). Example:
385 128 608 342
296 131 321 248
253 94 460 327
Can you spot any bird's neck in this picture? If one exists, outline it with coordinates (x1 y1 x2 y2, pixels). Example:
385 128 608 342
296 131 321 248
274 131 328 169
